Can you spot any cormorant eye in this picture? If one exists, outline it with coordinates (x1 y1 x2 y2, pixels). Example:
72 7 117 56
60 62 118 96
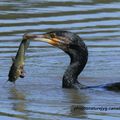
50 33 56 38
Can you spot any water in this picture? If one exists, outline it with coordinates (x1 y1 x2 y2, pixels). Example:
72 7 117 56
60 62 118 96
0 0 120 119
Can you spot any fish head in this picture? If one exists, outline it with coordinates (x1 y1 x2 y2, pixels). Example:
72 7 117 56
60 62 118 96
8 63 25 82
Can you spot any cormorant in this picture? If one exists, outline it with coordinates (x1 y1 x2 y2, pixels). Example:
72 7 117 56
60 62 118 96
23 31 88 88
23 30 120 91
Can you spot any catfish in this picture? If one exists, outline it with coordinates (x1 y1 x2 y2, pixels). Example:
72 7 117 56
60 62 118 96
8 39 29 83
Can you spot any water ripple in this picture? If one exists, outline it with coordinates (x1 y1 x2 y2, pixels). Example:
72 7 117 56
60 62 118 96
0 0 120 119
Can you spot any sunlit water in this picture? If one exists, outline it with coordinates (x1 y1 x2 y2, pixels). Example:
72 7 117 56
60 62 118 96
0 0 120 120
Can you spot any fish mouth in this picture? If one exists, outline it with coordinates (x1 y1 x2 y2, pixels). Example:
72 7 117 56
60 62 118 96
23 33 65 46
20 72 25 78
8 67 25 82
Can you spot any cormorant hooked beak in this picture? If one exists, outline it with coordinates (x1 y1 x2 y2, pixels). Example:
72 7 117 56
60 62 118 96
23 33 66 47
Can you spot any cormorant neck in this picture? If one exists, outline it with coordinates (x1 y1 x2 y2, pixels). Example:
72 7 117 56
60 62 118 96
62 48 88 88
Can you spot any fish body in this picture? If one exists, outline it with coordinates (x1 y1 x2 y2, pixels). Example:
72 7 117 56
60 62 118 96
8 39 29 83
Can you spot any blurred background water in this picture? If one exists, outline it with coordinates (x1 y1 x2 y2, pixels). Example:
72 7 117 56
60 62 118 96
0 0 120 120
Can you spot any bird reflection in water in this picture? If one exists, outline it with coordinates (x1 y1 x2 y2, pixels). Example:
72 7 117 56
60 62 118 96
63 89 88 119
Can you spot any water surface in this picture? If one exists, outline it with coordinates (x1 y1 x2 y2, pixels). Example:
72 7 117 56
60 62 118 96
0 0 120 120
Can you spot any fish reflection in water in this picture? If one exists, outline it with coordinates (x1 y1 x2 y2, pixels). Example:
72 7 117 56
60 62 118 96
0 87 28 119
9 87 26 112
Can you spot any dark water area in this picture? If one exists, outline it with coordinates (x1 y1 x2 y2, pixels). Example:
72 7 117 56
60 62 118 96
0 0 120 119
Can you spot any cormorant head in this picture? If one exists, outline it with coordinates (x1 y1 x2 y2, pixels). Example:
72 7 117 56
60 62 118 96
23 31 87 56
23 31 88 88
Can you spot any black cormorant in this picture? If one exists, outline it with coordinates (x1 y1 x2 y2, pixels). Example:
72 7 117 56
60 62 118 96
23 31 88 88
23 31 120 91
